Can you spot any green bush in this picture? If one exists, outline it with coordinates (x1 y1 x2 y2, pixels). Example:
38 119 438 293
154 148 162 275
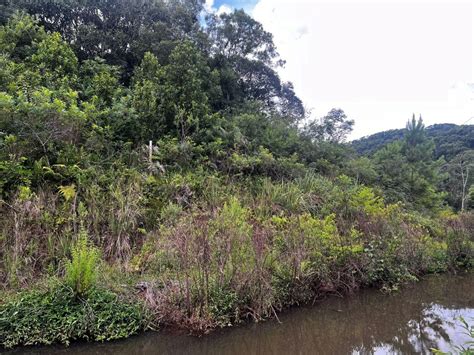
0 282 146 349
208 284 238 327
65 229 100 297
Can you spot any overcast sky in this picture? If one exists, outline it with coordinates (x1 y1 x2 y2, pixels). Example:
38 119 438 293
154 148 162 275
206 0 474 139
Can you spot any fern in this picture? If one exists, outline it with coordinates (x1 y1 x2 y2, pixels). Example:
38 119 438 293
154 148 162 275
65 229 100 297
58 184 76 202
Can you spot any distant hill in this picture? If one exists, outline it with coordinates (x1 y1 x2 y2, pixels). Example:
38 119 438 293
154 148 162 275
352 123 474 159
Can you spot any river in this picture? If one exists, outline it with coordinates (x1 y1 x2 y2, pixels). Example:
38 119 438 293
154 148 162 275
5 274 473 355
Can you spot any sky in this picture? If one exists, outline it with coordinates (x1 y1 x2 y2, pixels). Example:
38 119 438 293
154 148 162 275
205 0 474 140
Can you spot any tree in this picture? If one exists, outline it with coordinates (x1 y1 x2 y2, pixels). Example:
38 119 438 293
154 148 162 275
373 115 445 212
304 108 354 143
79 58 122 107
468 185 474 209
403 115 435 164
403 116 445 206
129 42 217 144
207 9 280 66
5 1 306 123
345 156 377 185
164 41 213 142
278 82 305 122
0 12 46 62
5 0 205 81
444 150 474 211
373 141 409 204
129 52 165 142
0 15 86 165
206 9 304 122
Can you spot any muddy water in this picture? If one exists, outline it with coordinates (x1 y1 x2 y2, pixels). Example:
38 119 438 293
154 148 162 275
7 274 474 355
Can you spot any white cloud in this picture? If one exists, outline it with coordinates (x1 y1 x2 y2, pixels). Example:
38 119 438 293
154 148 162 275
204 0 233 16
252 0 474 138
216 4 233 15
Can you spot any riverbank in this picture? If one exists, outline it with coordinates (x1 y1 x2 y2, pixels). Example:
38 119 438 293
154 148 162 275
3 274 474 354
1 201 473 349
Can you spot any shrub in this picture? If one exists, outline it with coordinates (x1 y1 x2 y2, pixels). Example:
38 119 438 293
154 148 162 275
349 186 384 216
0 282 145 348
65 229 100 297
209 197 254 282
0 156 32 199
208 284 238 327
422 238 448 273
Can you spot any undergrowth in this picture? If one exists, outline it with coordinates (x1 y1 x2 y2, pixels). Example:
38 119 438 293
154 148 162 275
0 281 146 348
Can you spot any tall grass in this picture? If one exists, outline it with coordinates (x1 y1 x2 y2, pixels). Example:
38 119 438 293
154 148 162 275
1 172 473 335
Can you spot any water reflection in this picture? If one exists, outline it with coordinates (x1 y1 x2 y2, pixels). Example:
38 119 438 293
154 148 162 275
7 274 474 355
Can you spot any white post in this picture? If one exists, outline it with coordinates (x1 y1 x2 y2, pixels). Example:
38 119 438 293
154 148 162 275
149 140 153 164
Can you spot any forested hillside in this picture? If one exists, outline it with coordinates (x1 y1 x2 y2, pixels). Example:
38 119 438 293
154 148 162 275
352 122 474 210
0 0 473 349
352 123 474 159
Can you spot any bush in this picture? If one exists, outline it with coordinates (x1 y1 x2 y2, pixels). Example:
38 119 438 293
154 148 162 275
65 229 100 297
0 282 146 349
208 285 238 327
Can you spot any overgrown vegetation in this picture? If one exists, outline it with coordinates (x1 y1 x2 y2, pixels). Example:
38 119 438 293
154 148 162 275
0 281 146 348
0 0 473 349
353 123 474 211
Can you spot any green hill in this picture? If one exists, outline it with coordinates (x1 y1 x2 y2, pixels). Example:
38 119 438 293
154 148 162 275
352 123 474 159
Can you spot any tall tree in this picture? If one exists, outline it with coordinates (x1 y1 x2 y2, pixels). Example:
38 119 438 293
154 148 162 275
206 9 304 122
4 0 205 80
129 42 218 144
304 108 354 143
374 115 445 212
443 150 474 211
0 15 87 165
298 109 354 176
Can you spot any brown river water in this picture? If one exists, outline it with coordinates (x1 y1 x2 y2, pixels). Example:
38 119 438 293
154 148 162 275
4 274 474 355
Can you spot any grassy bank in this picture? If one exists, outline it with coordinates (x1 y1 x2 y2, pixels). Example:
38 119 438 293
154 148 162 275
1 172 473 348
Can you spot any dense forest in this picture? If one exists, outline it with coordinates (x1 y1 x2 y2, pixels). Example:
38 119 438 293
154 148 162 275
0 0 473 349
